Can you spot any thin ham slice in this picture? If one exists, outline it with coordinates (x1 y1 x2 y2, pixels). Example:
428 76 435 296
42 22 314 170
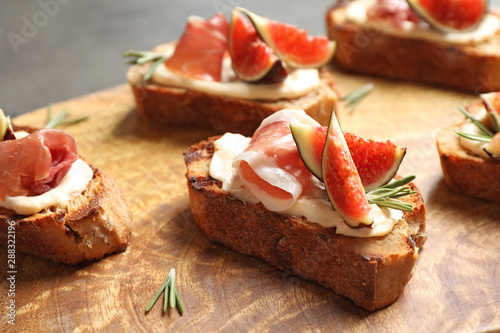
367 0 421 28
164 13 229 82
232 109 320 211
0 129 79 201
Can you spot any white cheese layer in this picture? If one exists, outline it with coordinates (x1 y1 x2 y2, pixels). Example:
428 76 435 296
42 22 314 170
459 121 491 158
146 43 321 101
209 131 403 238
0 159 94 215
345 0 500 45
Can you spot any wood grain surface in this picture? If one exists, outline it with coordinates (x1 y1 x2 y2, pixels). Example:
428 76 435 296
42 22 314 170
1 68 499 333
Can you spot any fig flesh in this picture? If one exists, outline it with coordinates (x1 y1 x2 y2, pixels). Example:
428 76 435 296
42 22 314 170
406 0 487 33
237 7 336 68
229 10 287 84
290 124 406 192
484 133 500 159
321 113 373 228
480 92 500 132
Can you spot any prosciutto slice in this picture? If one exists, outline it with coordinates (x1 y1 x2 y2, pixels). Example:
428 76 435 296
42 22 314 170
165 13 229 82
232 109 320 211
367 0 421 29
0 129 79 200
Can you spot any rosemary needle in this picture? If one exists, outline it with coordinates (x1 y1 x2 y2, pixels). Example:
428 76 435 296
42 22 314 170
163 275 170 312
146 268 184 316
45 104 89 129
341 83 374 113
146 275 170 312
175 291 185 315
169 268 176 309
380 175 416 189
456 131 493 143
457 106 494 137
144 56 167 81
122 50 167 81
367 175 416 212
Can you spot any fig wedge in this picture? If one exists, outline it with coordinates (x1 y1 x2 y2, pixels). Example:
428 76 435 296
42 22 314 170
406 0 487 33
290 124 406 192
484 132 500 159
480 92 500 132
229 10 287 83
322 113 373 228
237 7 336 68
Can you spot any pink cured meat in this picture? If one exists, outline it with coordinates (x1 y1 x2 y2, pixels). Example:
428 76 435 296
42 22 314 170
233 110 318 211
367 0 421 28
0 129 79 200
165 13 230 82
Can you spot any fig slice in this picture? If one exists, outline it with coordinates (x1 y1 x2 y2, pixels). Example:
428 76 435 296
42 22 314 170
290 124 406 192
321 113 373 228
289 124 326 180
237 7 336 68
484 132 500 159
344 132 407 192
480 92 500 132
406 0 487 33
229 10 287 84
481 91 500 114
0 109 15 141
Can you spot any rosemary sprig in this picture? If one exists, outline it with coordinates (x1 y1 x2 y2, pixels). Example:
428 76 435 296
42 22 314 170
368 198 414 212
366 175 416 212
457 106 494 137
341 83 374 113
146 268 184 316
456 131 492 143
379 175 415 189
123 50 167 81
45 104 89 129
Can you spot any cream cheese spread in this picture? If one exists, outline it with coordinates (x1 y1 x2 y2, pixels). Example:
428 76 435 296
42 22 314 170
210 131 403 238
345 0 500 45
13 130 29 139
147 43 321 101
0 159 94 215
459 121 491 158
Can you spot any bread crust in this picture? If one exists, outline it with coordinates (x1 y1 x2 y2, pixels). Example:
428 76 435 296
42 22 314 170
436 109 500 203
184 137 427 311
0 127 132 264
326 3 500 93
127 45 339 136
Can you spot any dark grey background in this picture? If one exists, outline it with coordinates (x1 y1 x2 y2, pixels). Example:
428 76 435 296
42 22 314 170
1 0 499 117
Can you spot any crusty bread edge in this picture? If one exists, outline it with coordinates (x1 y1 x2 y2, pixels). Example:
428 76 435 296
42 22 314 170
436 121 500 204
326 3 500 93
184 136 427 311
0 126 132 264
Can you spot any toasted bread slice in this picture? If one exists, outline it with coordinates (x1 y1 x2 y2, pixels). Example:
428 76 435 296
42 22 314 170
436 102 500 203
127 44 339 136
184 136 427 311
326 2 500 93
0 126 132 264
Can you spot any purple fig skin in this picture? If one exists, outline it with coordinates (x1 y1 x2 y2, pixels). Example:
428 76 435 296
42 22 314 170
236 7 336 68
229 9 287 84
3 128 16 141
0 112 15 141
483 146 500 159
250 60 287 85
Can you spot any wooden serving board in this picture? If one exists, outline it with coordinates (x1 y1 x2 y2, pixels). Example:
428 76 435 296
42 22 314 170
1 68 499 332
